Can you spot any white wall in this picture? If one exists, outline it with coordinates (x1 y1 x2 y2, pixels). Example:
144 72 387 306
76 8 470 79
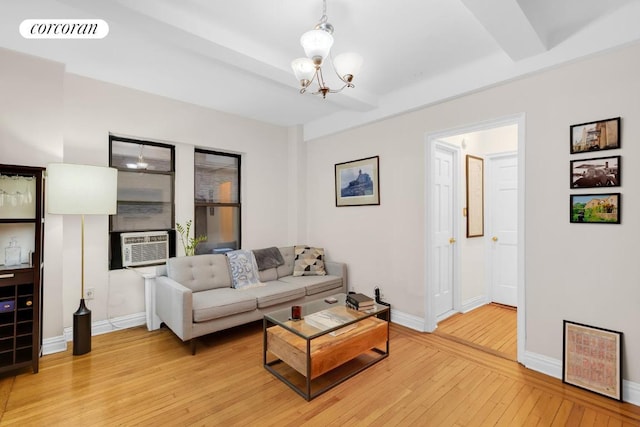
306 42 640 385
62 73 291 327
0 48 65 340
1 47 292 344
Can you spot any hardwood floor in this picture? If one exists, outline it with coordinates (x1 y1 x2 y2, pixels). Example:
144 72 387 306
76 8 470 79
0 321 638 426
435 303 517 361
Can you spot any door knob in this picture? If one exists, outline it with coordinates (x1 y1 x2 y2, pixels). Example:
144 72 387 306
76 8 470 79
449 237 456 244
492 236 498 242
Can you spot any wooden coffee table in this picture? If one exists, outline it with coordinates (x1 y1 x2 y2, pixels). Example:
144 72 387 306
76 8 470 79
263 293 390 400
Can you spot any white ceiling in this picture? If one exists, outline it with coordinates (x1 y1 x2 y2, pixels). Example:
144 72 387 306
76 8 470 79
2 0 640 140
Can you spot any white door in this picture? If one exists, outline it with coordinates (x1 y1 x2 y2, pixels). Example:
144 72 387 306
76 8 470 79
433 145 456 318
489 154 518 306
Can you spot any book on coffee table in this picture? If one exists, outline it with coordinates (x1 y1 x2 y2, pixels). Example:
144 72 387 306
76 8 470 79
304 308 357 336
346 293 375 310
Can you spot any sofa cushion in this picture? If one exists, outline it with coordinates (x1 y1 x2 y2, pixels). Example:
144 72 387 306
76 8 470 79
258 267 278 283
277 246 295 278
192 288 257 322
243 282 306 308
278 275 342 296
166 254 231 292
293 245 326 277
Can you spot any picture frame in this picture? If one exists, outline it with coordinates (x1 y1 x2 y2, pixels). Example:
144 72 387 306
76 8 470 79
570 117 620 154
563 320 623 401
465 155 484 237
570 193 620 224
570 155 620 188
335 156 380 207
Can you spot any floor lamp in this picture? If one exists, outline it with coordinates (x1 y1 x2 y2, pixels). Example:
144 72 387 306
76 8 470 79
47 163 118 355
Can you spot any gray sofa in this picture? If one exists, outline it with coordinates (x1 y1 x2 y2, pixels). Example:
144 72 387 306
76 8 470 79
155 246 347 353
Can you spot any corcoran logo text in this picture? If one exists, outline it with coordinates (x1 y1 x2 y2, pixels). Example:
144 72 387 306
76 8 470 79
20 19 109 39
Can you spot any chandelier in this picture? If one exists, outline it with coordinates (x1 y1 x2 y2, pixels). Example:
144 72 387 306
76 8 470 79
291 0 363 98
126 144 148 170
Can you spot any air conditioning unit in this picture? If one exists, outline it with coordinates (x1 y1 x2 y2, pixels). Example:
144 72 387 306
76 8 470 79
121 231 169 267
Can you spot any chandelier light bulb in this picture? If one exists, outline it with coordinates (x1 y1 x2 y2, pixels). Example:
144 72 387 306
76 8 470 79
333 52 363 83
291 57 316 82
300 29 333 64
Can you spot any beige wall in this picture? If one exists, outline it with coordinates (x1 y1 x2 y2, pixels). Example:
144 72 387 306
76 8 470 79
0 48 65 340
306 42 640 385
1 47 292 341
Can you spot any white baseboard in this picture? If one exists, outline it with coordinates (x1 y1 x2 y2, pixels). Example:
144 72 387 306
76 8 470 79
45 312 147 355
390 308 426 332
42 335 67 355
521 350 640 406
461 295 489 313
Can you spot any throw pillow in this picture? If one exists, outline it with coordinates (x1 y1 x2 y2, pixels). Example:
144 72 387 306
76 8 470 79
293 245 327 277
225 250 264 289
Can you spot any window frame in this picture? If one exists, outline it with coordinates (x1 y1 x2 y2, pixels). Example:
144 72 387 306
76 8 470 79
108 135 176 269
194 148 242 249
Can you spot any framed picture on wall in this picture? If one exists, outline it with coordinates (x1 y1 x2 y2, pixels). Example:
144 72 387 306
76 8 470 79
563 320 623 401
335 156 380 207
570 117 620 154
570 193 620 224
466 155 484 237
570 155 620 188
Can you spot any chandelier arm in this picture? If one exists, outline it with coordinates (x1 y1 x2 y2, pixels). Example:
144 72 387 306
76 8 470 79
316 66 329 91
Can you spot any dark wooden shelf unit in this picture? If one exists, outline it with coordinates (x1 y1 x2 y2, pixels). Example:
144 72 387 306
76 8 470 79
0 164 44 374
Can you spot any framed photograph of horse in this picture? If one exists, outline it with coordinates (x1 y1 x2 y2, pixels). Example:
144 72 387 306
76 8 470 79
570 155 620 188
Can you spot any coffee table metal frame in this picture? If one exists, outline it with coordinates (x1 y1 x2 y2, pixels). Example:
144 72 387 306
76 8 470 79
263 293 390 401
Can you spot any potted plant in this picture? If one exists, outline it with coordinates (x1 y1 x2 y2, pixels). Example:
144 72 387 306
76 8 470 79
176 220 207 256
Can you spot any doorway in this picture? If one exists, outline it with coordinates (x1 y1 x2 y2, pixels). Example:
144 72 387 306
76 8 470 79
424 114 525 362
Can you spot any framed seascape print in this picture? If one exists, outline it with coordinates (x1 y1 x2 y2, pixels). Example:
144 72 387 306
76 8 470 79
570 117 620 154
563 320 623 401
335 156 380 207
466 155 484 237
570 193 620 224
570 155 620 188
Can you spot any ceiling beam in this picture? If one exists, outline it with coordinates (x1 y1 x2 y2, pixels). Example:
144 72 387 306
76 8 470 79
460 0 547 61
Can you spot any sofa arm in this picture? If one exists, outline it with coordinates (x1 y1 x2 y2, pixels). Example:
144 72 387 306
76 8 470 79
325 261 348 292
155 276 193 341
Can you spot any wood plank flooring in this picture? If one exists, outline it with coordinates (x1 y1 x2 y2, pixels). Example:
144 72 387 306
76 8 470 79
435 303 517 360
0 320 638 426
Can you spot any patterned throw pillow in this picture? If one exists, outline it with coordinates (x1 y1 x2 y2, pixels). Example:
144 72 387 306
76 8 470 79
293 245 327 277
225 250 264 289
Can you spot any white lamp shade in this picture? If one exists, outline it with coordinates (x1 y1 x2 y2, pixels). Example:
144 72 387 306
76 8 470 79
300 29 333 62
47 163 118 215
291 57 316 82
333 52 363 79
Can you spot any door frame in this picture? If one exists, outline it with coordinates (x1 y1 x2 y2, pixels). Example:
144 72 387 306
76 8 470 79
424 113 526 362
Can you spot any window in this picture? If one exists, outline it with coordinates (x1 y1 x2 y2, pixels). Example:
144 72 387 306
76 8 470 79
194 150 241 253
109 136 176 268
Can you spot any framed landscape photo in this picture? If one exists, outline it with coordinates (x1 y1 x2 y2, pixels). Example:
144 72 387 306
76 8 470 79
335 156 380 207
570 155 620 188
563 320 623 401
570 193 620 224
466 155 484 237
570 117 620 154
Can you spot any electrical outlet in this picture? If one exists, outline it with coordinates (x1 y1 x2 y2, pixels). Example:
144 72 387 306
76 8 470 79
84 288 95 300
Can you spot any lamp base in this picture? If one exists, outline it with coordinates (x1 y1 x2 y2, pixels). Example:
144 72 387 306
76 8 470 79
73 299 91 355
